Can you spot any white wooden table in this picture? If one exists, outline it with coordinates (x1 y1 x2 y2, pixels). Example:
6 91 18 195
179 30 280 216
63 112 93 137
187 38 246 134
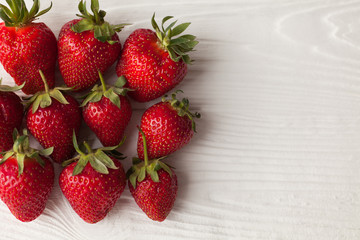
1 0 359 239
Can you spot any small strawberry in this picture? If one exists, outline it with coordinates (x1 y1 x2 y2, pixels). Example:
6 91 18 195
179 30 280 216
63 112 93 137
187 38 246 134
116 13 198 102
81 72 132 146
0 129 54 222
137 91 200 160
26 70 82 163
0 0 57 94
58 0 128 91
59 134 126 224
0 81 24 152
128 128 177 222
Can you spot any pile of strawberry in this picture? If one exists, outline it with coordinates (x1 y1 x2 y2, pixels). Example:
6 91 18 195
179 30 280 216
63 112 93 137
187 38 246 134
0 0 200 223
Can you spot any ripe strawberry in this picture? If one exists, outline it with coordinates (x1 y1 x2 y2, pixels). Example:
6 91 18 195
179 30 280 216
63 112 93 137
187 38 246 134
0 81 24 152
137 91 200 160
116 14 198 102
58 0 128 91
128 128 177 222
82 71 132 147
0 0 57 94
0 129 54 222
59 134 126 224
26 70 82 163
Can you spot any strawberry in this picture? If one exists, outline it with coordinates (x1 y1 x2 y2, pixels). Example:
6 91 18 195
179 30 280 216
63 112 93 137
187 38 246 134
116 13 198 102
81 71 132 147
58 0 128 91
59 134 126 224
0 129 54 222
0 0 57 94
0 81 24 152
128 128 177 222
137 91 200 160
26 70 82 163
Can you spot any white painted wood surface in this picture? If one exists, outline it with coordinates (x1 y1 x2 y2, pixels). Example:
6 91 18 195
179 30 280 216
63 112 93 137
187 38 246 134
1 0 360 239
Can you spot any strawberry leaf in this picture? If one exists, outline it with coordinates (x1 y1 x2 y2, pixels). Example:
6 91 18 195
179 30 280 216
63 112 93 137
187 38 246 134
94 150 118 169
0 0 52 27
149 170 159 182
17 153 25 176
170 22 191 37
50 89 69 105
0 151 14 164
115 76 127 88
71 0 128 43
39 147 54 156
129 171 137 188
104 89 120 108
80 91 103 107
72 131 82 155
72 156 88 176
72 18 94 33
34 1 52 18
0 81 24 92
138 167 146 182
39 94 52 108
132 157 142 165
89 156 108 174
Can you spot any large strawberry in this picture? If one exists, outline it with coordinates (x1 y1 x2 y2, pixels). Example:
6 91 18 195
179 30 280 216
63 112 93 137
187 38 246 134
81 71 132 147
58 0 128 91
0 129 54 222
26 70 82 163
0 0 57 94
137 91 200 160
60 134 126 224
128 128 177 222
116 14 198 102
0 81 24 152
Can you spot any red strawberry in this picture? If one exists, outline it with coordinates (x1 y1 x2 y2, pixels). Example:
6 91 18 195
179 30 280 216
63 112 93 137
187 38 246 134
82 72 132 146
58 0 128 91
26 70 82 163
116 14 198 102
59 135 126 224
0 82 24 152
0 129 54 222
137 91 200 160
0 0 57 94
128 128 177 222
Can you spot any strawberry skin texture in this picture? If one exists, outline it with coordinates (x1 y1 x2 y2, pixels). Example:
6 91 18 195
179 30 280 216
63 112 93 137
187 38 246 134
0 156 54 222
0 22 57 94
129 169 177 222
26 95 82 163
137 102 194 159
83 95 132 147
0 92 23 152
58 19 122 91
59 159 126 224
116 29 187 102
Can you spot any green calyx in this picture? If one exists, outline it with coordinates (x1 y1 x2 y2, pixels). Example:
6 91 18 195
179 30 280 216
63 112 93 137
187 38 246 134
151 13 198 64
126 127 172 189
162 90 201 132
62 132 126 176
0 0 52 27
24 70 72 114
0 129 53 176
80 70 132 109
0 78 24 92
71 0 129 44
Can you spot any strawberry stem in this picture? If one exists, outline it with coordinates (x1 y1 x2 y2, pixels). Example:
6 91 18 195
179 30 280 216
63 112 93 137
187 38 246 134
138 127 149 167
83 141 93 154
39 70 49 93
98 70 107 93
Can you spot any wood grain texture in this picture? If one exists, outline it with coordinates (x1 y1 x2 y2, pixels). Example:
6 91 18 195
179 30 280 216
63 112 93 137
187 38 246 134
0 0 360 239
